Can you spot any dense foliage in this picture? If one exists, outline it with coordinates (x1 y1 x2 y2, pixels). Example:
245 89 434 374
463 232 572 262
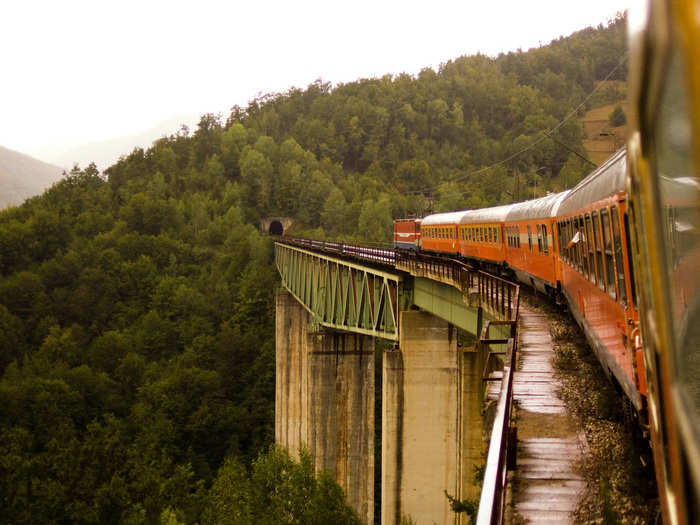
0 15 625 524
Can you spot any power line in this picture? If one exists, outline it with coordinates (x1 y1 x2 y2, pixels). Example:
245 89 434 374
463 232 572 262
407 53 628 195
542 130 597 167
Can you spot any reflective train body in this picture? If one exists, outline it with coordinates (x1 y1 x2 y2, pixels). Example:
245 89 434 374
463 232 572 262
394 149 643 417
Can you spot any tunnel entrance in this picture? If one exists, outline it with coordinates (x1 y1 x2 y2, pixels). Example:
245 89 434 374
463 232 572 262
269 220 283 235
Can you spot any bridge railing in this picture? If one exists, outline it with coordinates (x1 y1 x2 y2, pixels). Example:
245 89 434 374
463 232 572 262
394 250 519 323
475 319 518 525
278 236 396 265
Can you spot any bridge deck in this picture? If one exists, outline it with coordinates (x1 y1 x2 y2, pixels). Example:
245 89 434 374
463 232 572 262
507 304 586 524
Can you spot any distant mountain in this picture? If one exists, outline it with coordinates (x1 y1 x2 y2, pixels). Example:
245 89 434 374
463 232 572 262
38 115 201 173
0 146 64 208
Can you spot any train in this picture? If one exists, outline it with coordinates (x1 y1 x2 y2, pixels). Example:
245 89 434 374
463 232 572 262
392 1 700 522
395 148 645 414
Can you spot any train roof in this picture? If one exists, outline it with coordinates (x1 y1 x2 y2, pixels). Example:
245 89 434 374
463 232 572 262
421 210 471 226
505 190 571 222
557 148 627 216
458 204 516 224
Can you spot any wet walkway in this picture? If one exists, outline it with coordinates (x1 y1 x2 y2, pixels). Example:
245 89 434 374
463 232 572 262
507 304 586 524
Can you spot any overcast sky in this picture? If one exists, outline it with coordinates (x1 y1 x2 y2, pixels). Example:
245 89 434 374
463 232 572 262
2 0 630 159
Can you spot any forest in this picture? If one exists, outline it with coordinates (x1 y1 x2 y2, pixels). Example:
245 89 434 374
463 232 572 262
0 15 625 524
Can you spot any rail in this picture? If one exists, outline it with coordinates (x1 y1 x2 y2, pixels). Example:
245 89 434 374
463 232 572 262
476 318 519 525
278 236 396 265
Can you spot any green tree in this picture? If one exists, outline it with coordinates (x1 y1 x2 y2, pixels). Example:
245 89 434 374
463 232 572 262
609 105 627 127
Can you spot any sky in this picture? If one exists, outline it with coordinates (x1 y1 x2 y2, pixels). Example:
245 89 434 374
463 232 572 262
2 0 631 161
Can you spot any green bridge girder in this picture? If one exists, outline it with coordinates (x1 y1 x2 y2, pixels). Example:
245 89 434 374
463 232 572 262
275 242 519 341
275 243 405 340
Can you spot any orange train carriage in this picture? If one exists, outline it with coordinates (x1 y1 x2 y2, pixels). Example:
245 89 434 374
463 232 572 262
457 204 514 267
504 190 569 294
418 211 468 255
555 149 644 413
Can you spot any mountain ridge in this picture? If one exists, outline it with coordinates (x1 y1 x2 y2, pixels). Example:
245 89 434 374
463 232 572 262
0 145 64 208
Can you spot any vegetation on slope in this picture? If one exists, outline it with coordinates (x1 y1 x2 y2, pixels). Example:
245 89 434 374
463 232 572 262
0 14 626 524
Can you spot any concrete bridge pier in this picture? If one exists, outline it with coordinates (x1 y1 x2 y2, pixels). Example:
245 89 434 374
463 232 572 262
382 309 485 525
275 290 375 524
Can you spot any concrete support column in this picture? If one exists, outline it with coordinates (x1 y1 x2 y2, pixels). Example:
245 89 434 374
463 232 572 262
309 332 375 524
275 290 375 524
275 290 310 458
382 310 461 525
460 349 486 505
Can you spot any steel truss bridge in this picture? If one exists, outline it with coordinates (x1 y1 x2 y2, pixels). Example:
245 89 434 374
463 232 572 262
274 236 520 524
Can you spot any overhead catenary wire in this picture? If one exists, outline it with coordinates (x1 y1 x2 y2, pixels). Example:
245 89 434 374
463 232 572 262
406 52 629 196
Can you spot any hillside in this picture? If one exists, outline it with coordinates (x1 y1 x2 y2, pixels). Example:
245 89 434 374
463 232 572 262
0 14 628 525
0 146 64 208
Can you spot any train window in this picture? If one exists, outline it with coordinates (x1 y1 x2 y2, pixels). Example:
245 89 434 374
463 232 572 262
578 215 589 278
557 222 563 256
527 225 533 252
536 225 542 252
585 214 596 285
611 206 627 306
623 213 637 308
601 208 617 300
572 218 578 267
593 212 605 291
542 225 548 255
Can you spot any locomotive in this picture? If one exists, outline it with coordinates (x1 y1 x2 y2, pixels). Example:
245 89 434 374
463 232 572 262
392 1 700 521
